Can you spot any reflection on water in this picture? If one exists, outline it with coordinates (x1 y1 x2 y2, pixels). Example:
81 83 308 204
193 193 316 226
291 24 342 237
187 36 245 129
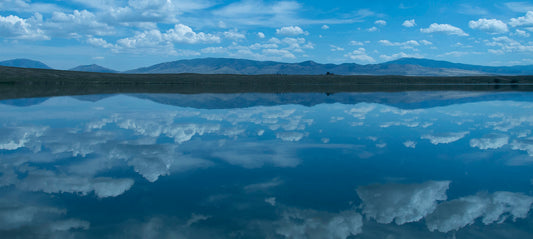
1 92 533 238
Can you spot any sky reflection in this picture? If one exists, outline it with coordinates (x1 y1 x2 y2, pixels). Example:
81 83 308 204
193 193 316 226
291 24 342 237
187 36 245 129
0 92 532 238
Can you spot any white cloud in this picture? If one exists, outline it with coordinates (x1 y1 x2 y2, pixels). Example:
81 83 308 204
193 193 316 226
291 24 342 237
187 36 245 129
402 19 416 27
223 30 246 40
426 191 533 233
0 14 49 40
378 39 420 48
47 10 114 37
421 131 469 145
486 36 533 53
276 26 308 36
367 26 378 32
513 29 531 37
357 181 450 225
344 48 375 63
349 40 364 46
420 23 469 36
505 2 533 13
112 24 219 54
257 32 265 38
276 208 363 239
468 18 508 34
321 25 330 30
469 134 509 150
420 40 433 45
212 0 302 26
87 37 114 48
374 20 387 26
509 11 533 27
330 45 344 51
164 24 221 44
511 138 533 156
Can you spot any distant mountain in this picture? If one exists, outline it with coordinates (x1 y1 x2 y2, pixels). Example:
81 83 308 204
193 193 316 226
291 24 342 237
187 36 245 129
126 57 533 76
0 59 51 69
69 64 117 73
4 57 533 76
383 58 533 75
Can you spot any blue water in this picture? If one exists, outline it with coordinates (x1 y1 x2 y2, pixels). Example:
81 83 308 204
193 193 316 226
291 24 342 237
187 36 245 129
0 92 532 238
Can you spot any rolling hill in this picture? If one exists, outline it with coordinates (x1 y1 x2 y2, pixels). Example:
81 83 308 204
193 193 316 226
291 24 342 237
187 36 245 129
0 59 51 69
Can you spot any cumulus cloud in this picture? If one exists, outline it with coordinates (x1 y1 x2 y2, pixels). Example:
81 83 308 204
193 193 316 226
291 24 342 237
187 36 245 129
420 23 469 36
469 134 509 150
421 131 469 145
112 24 220 54
0 14 49 40
344 48 375 63
468 18 508 34
276 208 363 239
426 191 533 232
402 19 416 27
357 181 450 225
509 11 533 27
276 26 308 36
321 25 330 30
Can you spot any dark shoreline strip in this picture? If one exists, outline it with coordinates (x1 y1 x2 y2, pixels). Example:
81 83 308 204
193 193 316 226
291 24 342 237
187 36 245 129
2 66 533 100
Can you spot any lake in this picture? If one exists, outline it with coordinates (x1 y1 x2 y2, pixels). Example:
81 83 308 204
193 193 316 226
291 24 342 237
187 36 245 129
1 91 532 238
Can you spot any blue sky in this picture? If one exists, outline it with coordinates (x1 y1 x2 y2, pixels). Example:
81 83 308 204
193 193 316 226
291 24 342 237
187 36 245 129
1 0 533 70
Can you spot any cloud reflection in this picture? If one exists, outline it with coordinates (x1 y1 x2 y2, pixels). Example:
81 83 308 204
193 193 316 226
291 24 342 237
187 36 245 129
357 181 450 225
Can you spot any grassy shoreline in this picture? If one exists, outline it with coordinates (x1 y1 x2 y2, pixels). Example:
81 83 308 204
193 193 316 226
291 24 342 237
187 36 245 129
2 66 533 100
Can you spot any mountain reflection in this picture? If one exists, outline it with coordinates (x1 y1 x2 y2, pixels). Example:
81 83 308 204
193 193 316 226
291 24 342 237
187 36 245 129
1 92 532 238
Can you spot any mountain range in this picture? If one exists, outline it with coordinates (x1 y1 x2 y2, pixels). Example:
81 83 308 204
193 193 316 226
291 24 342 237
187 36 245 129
2 57 533 76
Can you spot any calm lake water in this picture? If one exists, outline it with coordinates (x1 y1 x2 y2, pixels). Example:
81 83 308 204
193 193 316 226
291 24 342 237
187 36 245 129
1 91 533 238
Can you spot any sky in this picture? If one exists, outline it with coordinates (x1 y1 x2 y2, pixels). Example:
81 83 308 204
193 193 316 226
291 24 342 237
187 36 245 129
1 0 533 71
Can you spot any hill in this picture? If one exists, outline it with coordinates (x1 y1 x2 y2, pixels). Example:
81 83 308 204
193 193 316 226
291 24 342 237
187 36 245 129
69 64 117 73
0 59 51 69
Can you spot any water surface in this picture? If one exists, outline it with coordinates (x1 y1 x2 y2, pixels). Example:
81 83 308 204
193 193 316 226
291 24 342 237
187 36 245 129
1 91 532 238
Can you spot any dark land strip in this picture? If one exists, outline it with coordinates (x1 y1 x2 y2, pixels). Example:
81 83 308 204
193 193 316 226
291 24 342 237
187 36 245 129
2 66 533 100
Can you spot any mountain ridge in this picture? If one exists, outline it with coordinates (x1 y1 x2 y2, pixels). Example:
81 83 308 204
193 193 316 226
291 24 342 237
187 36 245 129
3 57 533 76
